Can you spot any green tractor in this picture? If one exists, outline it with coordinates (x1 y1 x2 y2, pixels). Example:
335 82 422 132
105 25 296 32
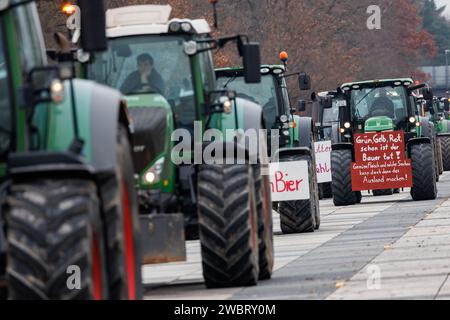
0 0 142 299
417 96 450 172
85 4 274 287
215 61 321 234
329 78 438 206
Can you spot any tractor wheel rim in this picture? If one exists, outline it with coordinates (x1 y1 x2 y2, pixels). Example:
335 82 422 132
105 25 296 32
122 181 136 300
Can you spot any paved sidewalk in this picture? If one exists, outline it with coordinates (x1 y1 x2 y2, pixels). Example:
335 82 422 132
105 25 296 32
328 195 450 299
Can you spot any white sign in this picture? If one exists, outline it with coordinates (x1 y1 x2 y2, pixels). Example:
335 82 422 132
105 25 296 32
315 141 332 183
269 161 310 202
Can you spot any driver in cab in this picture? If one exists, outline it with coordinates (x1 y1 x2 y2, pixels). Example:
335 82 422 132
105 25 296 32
369 88 395 118
120 53 166 95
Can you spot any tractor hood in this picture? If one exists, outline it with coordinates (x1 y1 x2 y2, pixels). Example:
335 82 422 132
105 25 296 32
364 116 394 133
124 93 174 191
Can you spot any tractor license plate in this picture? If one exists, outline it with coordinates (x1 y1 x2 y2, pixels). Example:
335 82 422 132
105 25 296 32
315 141 332 183
140 214 186 265
269 161 311 201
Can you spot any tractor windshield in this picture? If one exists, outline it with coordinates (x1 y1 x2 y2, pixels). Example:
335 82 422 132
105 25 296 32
0 19 12 157
88 35 194 101
217 74 279 129
351 85 408 125
322 100 341 126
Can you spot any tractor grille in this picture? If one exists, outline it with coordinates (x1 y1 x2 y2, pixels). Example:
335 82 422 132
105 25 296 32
128 107 167 174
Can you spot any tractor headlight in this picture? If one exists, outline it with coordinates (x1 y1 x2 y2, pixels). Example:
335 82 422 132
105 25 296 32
50 79 65 103
344 122 351 129
409 116 416 124
282 130 290 136
181 22 193 33
169 22 181 33
280 115 289 123
143 157 165 185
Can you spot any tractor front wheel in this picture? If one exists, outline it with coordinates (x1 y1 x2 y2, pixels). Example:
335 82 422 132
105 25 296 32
331 149 359 206
5 179 108 300
411 143 437 201
278 154 319 234
198 164 259 288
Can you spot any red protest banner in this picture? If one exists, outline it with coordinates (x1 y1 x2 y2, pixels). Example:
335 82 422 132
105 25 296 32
351 131 413 191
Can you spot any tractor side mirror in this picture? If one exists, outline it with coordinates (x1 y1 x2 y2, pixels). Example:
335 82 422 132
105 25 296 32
298 73 311 91
242 42 261 84
297 100 306 112
78 0 107 53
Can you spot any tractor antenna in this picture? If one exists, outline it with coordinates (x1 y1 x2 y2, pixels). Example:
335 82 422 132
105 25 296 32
209 0 219 29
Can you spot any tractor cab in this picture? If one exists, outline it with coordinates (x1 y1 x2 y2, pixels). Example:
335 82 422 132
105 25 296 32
216 65 311 151
86 5 261 211
312 91 345 142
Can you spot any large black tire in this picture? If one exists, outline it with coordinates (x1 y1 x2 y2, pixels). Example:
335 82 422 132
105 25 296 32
197 164 259 288
5 180 108 300
99 125 142 300
411 143 437 201
436 137 444 175
253 165 274 281
439 135 450 171
331 149 358 206
0 219 5 300
278 155 317 234
372 189 394 196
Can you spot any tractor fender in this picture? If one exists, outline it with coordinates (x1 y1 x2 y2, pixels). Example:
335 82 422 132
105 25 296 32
332 143 354 151
202 141 252 164
272 147 312 163
88 82 131 173
407 137 431 154
296 117 314 149
419 117 433 138
221 98 268 164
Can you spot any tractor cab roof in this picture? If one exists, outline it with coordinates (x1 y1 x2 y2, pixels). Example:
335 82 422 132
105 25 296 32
341 78 414 91
216 65 286 77
106 5 211 38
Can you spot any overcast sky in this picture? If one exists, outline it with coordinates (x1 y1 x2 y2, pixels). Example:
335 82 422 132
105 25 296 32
435 0 450 18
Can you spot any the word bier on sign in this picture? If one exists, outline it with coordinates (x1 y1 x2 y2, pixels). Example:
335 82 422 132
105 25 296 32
314 141 332 183
269 161 310 202
351 131 413 191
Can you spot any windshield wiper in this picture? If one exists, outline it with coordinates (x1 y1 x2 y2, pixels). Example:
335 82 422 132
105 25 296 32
222 74 237 89
354 88 377 109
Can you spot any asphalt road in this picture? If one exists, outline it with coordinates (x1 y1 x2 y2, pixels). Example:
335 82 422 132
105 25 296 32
142 173 450 300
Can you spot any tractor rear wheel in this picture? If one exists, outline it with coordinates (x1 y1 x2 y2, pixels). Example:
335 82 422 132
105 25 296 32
436 137 444 175
99 125 142 300
439 135 450 171
5 179 108 300
411 143 437 201
373 189 394 196
278 155 317 234
198 164 259 288
331 149 358 206
253 165 274 281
